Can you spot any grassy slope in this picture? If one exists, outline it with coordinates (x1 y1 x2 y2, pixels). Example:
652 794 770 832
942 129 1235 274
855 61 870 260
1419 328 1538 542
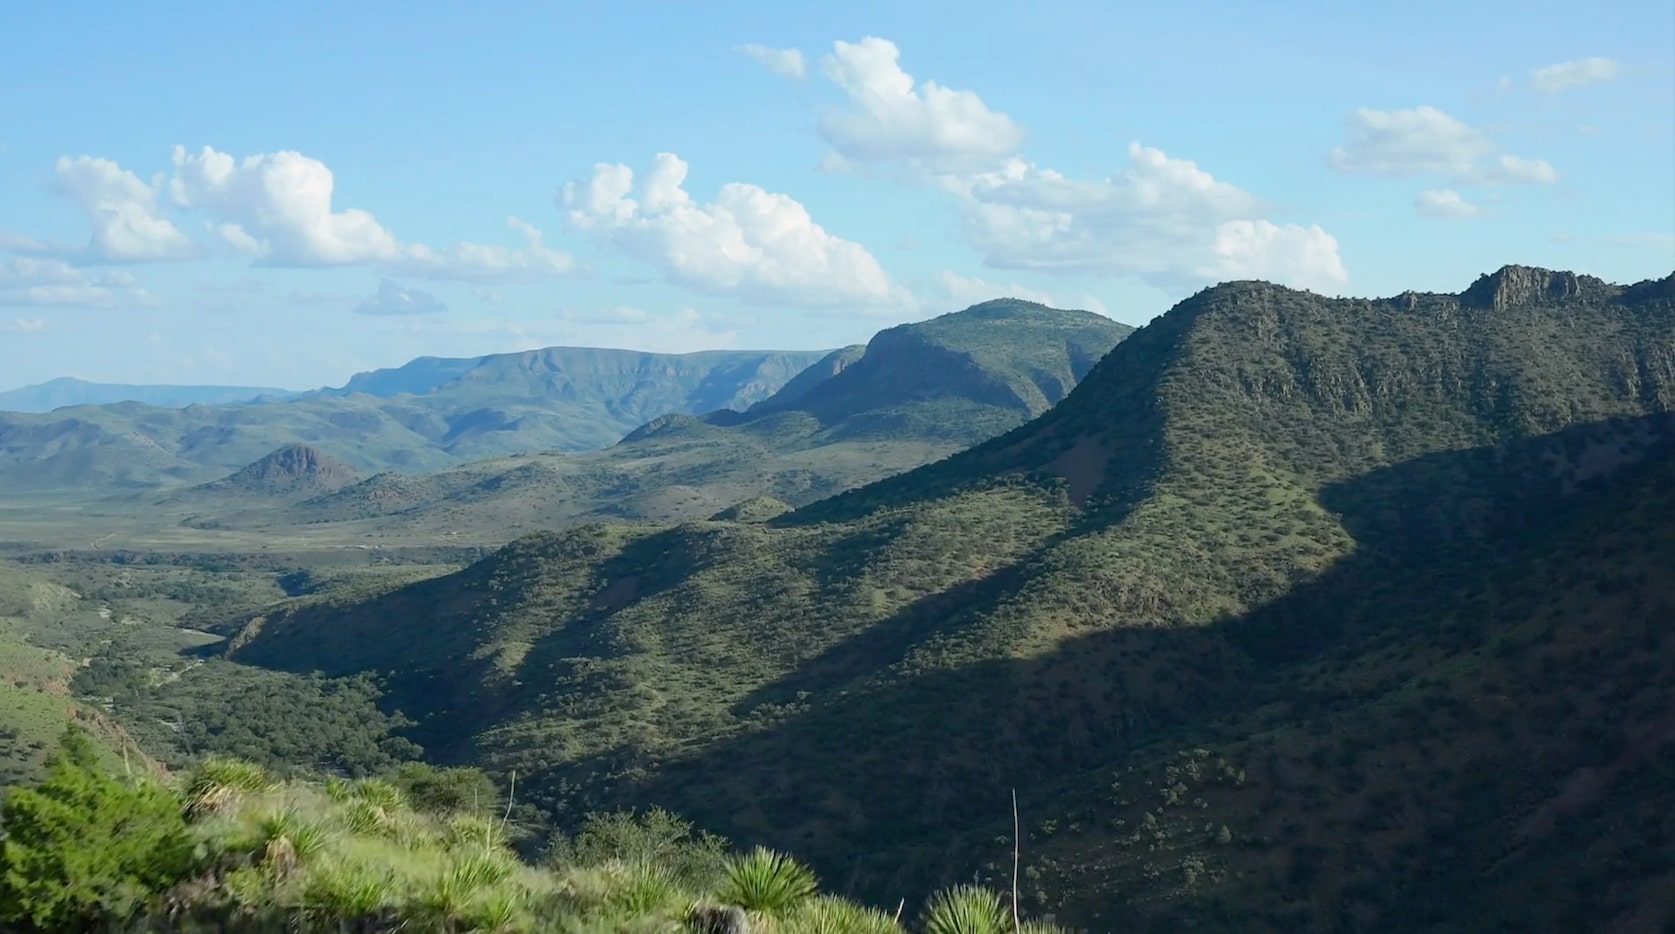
0 562 152 786
224 266 1675 929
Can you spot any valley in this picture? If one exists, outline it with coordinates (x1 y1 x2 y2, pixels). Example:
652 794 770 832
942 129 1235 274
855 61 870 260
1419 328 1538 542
1 267 1672 932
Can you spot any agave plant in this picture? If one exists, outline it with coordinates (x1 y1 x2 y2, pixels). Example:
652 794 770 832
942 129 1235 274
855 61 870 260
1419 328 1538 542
920 886 1010 934
715 847 819 916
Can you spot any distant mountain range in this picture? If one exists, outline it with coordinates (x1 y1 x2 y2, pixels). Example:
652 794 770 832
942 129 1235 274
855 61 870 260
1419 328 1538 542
0 377 295 412
144 300 1133 541
229 265 1675 931
0 347 835 491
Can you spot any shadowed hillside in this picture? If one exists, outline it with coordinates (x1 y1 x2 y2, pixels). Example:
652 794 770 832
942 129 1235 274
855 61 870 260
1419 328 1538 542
217 265 1674 930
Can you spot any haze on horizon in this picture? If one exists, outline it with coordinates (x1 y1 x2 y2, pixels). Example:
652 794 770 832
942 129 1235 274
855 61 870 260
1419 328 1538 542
1 0 1671 391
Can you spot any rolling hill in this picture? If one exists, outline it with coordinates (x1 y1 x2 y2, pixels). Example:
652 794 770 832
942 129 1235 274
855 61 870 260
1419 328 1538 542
0 348 833 491
226 265 1675 931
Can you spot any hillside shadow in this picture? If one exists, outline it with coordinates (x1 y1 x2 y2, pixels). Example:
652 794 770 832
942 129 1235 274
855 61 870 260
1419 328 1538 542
553 411 1675 915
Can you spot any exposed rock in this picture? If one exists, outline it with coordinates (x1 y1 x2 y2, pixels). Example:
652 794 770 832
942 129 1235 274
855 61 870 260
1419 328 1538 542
1461 264 1608 310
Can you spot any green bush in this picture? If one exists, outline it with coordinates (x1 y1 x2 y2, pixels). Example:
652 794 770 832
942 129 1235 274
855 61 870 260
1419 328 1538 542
0 729 196 932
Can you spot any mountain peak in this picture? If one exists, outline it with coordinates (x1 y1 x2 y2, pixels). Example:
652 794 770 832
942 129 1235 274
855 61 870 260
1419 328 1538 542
1460 264 1610 309
218 443 360 492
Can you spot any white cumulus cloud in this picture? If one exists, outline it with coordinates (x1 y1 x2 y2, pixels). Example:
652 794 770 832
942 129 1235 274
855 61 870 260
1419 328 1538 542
51 156 197 263
353 278 449 316
954 143 1348 293
558 152 909 309
0 157 196 264
815 37 1025 173
1329 106 1557 186
737 44 805 80
1414 189 1481 219
167 145 576 281
3 317 47 333
1531 57 1621 93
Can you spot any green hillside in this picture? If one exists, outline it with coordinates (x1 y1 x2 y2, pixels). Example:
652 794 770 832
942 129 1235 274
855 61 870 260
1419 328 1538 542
0 347 832 492
248 300 1131 540
0 561 152 787
226 265 1675 931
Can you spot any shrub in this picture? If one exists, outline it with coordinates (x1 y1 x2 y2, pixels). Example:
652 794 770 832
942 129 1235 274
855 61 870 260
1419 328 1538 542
0 729 196 932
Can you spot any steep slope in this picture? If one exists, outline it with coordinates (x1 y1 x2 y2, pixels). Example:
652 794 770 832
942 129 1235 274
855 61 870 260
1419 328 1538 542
271 301 1132 537
227 266 1675 930
0 377 291 413
0 348 832 492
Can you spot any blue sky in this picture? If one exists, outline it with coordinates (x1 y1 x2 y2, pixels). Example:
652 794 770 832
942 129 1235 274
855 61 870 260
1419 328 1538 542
1 0 1670 390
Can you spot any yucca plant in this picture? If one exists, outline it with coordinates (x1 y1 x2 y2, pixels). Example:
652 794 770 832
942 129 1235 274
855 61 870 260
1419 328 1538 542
256 807 329 878
450 852 517 891
350 777 408 811
302 862 396 922
783 894 904 934
416 868 473 930
447 812 500 851
184 757 277 820
920 886 1010 934
461 886 526 933
715 847 818 916
344 798 402 838
323 775 354 803
600 859 683 917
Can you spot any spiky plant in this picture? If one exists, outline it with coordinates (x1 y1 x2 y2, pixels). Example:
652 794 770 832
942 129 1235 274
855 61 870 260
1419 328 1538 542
302 863 395 923
600 859 683 917
256 807 329 879
323 775 353 803
416 868 472 930
184 757 277 820
344 799 401 838
920 886 1009 934
450 852 516 891
351 777 408 811
461 886 525 933
715 847 818 917
784 894 904 934
448 812 499 850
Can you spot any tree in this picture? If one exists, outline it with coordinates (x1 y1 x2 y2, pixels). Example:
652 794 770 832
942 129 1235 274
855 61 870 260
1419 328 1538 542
0 728 195 932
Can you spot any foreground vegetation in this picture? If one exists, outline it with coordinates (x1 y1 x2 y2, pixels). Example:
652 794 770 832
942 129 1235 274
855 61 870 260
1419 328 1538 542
0 732 1066 934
